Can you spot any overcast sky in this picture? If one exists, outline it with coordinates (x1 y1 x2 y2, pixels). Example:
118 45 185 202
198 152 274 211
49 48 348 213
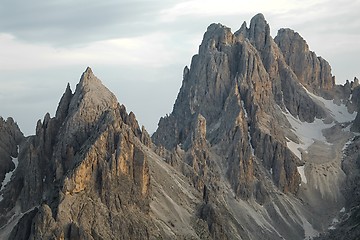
0 0 359 136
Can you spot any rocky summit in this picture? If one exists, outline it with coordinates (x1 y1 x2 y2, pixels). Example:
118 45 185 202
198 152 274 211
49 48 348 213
1 14 360 240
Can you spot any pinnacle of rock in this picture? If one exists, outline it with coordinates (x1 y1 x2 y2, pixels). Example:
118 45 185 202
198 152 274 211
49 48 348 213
153 12 341 204
234 21 247 39
55 82 73 120
248 13 271 50
199 22 233 53
73 66 118 110
275 28 335 92
0 66 154 239
63 67 119 134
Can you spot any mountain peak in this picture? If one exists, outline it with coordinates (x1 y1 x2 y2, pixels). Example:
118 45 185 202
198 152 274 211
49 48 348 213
251 13 266 23
71 67 118 111
82 66 94 77
276 28 309 52
79 66 100 87
275 27 335 91
199 22 233 53
248 13 271 50
55 67 119 161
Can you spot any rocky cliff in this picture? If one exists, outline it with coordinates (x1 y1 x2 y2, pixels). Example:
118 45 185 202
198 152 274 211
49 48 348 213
0 68 157 239
0 13 359 240
153 13 359 239
152 13 332 201
275 28 335 93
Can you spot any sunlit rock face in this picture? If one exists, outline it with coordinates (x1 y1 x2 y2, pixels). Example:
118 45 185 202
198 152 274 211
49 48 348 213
0 68 156 239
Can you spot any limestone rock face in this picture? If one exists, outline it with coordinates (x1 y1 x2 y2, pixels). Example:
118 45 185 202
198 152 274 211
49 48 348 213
0 68 156 239
153 14 313 201
152 13 357 239
275 28 335 93
352 115 360 132
247 13 271 51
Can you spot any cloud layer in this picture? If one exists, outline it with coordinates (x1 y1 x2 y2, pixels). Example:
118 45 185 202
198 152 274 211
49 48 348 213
0 0 359 135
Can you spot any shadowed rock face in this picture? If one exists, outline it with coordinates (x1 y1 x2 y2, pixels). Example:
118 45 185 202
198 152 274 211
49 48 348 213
350 84 360 132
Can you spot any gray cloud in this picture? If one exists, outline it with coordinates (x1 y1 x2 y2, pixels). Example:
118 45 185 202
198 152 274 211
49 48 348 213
0 0 179 46
0 0 359 136
287 0 360 35
0 64 183 136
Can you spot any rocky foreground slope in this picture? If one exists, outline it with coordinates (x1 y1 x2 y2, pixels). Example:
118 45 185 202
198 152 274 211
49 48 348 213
0 14 359 239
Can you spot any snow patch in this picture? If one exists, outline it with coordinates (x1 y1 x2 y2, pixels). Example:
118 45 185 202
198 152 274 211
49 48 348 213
342 139 353 152
304 87 357 123
297 166 307 184
0 157 19 201
340 207 345 213
241 101 248 119
284 111 333 159
241 100 255 155
328 217 339 230
331 217 339 225
248 131 255 156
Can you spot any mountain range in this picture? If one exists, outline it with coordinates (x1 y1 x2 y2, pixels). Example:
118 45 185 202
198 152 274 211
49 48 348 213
0 13 359 240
